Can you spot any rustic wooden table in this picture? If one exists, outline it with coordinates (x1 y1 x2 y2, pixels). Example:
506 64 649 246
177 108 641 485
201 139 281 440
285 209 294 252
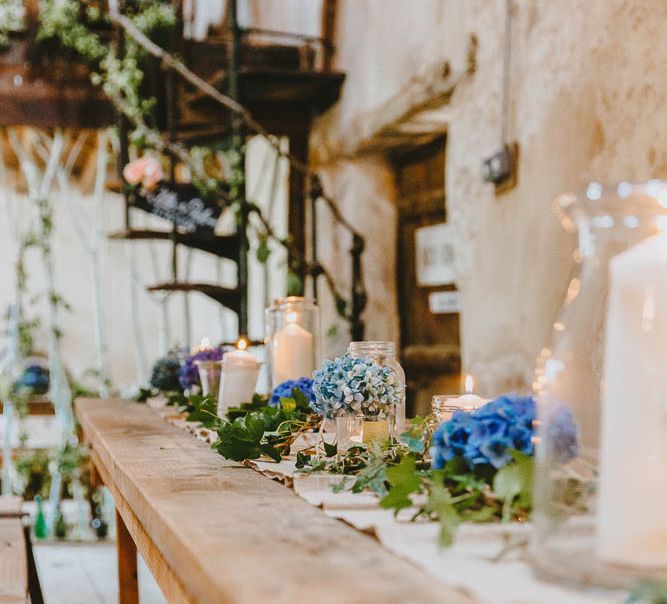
76 398 474 604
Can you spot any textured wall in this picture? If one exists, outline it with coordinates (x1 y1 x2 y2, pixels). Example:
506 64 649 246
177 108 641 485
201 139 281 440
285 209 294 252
311 0 667 394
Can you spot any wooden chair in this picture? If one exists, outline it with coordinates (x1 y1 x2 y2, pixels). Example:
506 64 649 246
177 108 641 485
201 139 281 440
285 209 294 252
0 496 43 604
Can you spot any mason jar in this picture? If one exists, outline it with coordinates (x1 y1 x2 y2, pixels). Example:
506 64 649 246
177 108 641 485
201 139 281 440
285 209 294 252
346 341 406 443
532 180 667 589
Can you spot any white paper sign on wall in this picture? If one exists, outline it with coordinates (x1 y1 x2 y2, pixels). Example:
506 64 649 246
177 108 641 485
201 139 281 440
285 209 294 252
415 223 456 286
429 291 461 314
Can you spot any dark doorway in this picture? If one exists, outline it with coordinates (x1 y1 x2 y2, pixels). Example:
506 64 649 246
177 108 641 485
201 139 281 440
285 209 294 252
393 137 461 416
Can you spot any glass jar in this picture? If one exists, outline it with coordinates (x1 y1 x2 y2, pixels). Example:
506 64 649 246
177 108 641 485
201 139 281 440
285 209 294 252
346 341 406 443
265 297 320 390
431 392 487 423
532 180 667 589
195 360 222 405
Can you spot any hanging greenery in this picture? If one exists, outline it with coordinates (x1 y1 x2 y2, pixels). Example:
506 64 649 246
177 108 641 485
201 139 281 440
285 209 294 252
0 0 24 48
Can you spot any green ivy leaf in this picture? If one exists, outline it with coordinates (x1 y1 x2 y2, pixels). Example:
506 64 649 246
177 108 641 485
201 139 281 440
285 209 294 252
295 451 312 469
334 295 347 319
213 414 266 461
426 482 461 547
280 397 296 413
256 235 271 264
260 443 282 463
323 441 338 458
399 433 425 454
379 456 421 513
291 387 312 413
493 451 533 522
185 396 220 429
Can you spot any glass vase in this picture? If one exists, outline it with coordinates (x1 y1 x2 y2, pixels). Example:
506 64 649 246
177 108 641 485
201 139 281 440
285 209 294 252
347 341 406 439
532 180 667 589
195 360 222 406
265 297 320 390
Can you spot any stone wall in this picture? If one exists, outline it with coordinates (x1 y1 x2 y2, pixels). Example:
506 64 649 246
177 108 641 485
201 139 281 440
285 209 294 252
311 0 667 394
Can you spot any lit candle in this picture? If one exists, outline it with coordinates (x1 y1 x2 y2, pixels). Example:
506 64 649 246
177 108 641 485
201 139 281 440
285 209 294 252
193 337 212 354
218 338 261 416
271 312 314 385
432 375 488 423
597 233 667 567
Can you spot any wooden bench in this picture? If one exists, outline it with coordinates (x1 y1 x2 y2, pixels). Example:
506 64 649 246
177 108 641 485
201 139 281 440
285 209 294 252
0 496 43 604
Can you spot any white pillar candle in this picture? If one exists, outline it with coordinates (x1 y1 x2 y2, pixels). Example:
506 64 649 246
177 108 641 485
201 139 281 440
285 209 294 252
271 313 314 385
218 340 260 416
597 233 667 567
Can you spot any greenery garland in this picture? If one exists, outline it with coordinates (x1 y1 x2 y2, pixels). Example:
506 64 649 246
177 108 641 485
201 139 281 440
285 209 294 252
167 390 533 546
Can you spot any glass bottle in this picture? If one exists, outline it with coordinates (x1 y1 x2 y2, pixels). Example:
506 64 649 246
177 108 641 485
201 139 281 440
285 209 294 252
532 180 667 589
265 297 320 390
346 341 406 444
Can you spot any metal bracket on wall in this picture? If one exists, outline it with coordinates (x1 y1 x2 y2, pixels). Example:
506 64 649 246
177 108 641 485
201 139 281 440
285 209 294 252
482 142 519 195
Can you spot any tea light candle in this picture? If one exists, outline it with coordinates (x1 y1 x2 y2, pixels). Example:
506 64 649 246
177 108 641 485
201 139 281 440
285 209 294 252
597 233 667 567
218 338 260 416
271 312 314 384
432 375 488 422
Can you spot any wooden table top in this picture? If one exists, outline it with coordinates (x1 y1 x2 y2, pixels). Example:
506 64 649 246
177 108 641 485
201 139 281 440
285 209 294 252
76 398 473 604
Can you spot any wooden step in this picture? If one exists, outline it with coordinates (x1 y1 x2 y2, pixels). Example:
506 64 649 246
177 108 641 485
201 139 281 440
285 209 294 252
0 396 53 416
108 230 239 260
183 68 345 113
147 282 241 313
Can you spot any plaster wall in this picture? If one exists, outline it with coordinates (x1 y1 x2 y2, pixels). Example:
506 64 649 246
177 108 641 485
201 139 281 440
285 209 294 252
309 0 667 394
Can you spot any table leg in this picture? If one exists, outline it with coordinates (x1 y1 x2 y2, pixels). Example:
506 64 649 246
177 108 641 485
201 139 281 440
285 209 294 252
116 509 139 604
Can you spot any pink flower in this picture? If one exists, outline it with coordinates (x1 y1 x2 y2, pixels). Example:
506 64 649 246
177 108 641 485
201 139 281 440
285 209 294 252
122 156 164 191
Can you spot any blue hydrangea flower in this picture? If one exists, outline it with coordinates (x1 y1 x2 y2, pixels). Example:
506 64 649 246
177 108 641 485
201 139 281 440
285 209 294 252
311 354 403 419
270 378 315 407
15 365 49 395
179 347 224 391
431 394 539 470
545 405 579 462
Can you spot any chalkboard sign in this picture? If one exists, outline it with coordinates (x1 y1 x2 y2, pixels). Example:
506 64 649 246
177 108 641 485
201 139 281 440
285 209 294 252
133 183 222 236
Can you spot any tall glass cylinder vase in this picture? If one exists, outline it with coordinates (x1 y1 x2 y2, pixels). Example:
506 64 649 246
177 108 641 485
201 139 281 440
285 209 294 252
265 297 320 390
347 341 406 440
532 181 667 589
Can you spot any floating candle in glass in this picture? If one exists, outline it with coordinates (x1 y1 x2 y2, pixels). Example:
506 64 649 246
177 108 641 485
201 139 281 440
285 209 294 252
218 338 261 417
431 375 488 423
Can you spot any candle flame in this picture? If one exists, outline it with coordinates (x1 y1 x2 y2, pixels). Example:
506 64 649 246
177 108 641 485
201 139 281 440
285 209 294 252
286 311 297 323
237 337 248 351
465 374 474 394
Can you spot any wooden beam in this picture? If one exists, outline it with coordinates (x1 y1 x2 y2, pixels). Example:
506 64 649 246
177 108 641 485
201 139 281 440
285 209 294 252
146 282 241 313
320 0 338 71
108 230 240 261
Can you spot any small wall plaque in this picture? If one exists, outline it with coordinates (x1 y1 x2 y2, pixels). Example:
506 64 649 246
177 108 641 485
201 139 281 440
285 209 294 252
415 223 456 287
